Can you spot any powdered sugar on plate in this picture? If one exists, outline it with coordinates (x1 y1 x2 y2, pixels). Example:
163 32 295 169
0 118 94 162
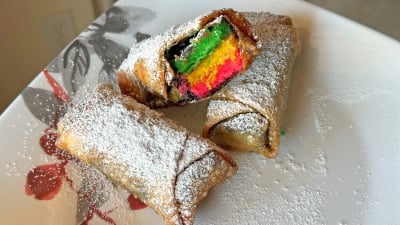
193 147 329 225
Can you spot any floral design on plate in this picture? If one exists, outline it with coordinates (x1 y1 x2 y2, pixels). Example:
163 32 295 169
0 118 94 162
22 5 155 225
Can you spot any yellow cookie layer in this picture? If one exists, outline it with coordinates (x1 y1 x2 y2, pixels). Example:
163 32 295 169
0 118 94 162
186 34 239 89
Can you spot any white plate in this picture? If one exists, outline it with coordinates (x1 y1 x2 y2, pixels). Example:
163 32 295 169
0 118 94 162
1 0 399 224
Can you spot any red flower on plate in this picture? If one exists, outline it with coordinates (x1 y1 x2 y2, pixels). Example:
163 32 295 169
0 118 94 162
40 128 74 161
25 69 148 225
127 194 148 210
25 163 66 200
25 70 73 201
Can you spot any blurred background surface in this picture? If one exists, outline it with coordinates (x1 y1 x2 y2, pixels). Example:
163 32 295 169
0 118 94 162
0 0 116 113
0 0 399 113
306 0 400 39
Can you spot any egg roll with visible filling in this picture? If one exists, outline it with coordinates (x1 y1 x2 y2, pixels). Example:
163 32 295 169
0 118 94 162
56 84 237 225
118 8 261 107
203 12 301 158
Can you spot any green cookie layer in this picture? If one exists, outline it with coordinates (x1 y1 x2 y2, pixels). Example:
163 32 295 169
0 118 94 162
171 20 232 74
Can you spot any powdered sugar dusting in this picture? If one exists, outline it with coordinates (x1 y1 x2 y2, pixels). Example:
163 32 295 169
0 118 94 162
118 11 205 98
195 146 329 225
213 12 299 117
206 99 252 124
307 85 399 136
205 12 299 157
118 9 261 104
120 17 200 75
196 12 330 224
64 161 141 225
57 85 236 225
216 112 268 134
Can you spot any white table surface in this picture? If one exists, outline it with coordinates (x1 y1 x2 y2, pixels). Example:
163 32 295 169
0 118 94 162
1 0 399 224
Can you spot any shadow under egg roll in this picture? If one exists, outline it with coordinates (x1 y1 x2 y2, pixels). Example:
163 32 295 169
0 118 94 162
203 12 301 158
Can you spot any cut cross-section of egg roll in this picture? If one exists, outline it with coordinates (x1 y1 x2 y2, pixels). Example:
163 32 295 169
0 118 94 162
203 12 301 158
56 84 237 225
118 8 261 107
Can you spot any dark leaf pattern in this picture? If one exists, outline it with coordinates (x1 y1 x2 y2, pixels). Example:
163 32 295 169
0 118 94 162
88 6 155 36
136 32 151 42
46 56 61 73
24 5 157 225
98 68 118 88
76 176 110 224
88 35 130 85
89 36 129 74
104 7 129 33
62 39 90 95
22 87 66 126
76 193 90 225
85 5 155 87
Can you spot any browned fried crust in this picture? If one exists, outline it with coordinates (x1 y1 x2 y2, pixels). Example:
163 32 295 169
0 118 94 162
57 84 237 225
203 12 301 158
118 8 261 108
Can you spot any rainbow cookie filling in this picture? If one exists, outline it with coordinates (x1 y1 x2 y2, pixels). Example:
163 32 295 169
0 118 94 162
167 18 244 102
